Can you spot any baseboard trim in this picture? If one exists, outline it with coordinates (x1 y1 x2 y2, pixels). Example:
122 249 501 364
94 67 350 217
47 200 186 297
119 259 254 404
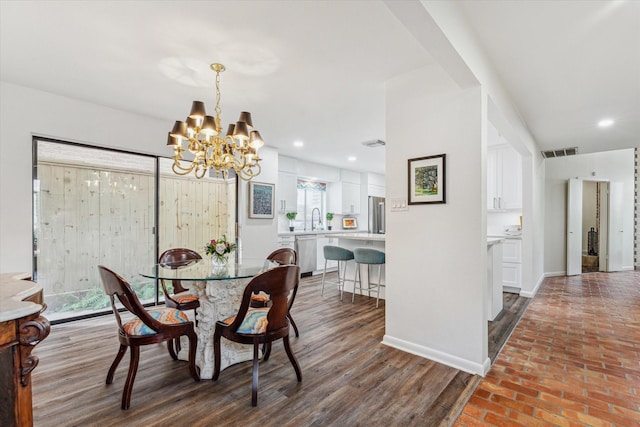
520 274 545 298
381 334 491 376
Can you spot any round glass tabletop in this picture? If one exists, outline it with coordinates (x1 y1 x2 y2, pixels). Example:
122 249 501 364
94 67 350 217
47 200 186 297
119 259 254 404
140 257 268 281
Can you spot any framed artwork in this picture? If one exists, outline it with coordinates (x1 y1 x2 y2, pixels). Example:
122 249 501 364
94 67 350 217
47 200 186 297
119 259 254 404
408 154 446 205
342 217 358 229
248 181 275 218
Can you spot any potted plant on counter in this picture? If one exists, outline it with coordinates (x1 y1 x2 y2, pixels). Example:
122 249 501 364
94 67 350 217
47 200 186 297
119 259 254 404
326 212 334 230
286 212 297 232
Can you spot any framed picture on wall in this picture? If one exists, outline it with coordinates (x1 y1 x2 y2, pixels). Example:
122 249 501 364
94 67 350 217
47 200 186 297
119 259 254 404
248 181 275 218
408 154 446 205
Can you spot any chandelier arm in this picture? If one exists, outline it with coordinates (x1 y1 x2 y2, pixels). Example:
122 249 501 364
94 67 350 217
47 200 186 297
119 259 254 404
172 160 196 176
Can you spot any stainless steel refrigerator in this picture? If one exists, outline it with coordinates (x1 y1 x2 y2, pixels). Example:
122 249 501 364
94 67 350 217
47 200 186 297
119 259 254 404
368 196 385 234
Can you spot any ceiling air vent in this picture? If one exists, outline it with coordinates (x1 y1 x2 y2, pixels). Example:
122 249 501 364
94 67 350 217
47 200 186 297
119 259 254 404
541 147 578 159
362 139 386 148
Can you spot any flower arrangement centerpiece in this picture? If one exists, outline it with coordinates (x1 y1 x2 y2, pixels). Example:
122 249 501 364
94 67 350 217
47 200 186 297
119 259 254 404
205 235 237 266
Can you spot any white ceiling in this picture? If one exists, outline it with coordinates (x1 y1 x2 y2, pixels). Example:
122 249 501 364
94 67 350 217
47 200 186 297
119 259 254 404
1 1 638 175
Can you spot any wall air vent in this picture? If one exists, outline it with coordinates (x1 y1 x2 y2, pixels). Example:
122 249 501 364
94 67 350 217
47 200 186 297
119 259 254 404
541 147 578 159
361 139 386 148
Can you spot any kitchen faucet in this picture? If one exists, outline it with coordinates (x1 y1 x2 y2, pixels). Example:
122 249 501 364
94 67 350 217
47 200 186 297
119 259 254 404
311 208 322 231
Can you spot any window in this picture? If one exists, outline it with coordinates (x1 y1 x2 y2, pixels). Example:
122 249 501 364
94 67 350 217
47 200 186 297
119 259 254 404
296 180 326 230
33 138 237 322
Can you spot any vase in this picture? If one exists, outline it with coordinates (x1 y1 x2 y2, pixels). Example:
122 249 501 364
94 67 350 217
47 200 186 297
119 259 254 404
212 253 229 267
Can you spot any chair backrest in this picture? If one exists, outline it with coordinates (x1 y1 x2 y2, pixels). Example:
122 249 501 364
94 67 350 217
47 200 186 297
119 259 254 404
266 248 297 266
230 265 300 334
98 265 165 333
159 248 202 293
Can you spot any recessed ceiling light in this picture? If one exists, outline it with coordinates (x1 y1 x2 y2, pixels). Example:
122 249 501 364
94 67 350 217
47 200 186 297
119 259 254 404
598 119 614 128
347 156 357 162
293 141 304 147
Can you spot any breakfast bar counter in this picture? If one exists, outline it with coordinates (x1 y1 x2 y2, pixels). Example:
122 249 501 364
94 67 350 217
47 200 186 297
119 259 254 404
332 234 386 301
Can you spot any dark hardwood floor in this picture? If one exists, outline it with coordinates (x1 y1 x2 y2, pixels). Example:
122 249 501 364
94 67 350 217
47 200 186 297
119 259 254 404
31 273 528 426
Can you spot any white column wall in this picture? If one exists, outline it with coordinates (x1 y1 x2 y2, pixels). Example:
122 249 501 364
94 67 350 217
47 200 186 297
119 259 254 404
383 65 489 374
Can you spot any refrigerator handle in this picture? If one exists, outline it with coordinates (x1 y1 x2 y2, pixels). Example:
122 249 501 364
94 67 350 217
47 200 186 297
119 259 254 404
379 202 385 234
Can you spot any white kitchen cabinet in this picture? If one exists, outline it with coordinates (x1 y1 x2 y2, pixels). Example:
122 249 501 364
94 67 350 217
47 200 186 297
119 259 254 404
277 235 295 250
316 235 338 271
502 238 522 291
487 144 522 210
328 182 360 215
277 171 298 213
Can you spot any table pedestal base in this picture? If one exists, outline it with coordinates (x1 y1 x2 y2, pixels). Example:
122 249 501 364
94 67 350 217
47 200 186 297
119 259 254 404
180 278 261 379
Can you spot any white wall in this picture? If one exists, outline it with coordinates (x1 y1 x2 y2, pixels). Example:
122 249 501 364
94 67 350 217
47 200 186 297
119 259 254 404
238 147 279 260
384 64 488 374
0 81 278 272
544 149 635 275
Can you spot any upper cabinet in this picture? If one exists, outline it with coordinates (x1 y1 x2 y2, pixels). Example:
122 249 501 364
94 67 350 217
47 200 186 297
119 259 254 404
328 182 361 215
277 171 298 213
487 144 522 210
328 170 361 215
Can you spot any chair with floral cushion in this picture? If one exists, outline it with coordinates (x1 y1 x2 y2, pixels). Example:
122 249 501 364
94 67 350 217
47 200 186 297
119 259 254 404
213 264 302 406
98 265 199 409
250 248 300 337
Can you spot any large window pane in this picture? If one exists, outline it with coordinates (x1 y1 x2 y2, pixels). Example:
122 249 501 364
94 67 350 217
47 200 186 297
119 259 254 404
158 158 237 263
34 140 156 321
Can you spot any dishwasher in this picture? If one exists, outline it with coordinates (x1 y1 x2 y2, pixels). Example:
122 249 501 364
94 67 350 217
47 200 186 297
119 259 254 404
295 234 317 277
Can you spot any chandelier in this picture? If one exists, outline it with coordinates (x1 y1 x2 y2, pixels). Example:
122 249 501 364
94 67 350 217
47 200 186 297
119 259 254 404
166 63 264 180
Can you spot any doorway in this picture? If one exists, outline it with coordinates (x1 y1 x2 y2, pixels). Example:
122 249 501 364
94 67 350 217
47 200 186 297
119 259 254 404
566 178 624 275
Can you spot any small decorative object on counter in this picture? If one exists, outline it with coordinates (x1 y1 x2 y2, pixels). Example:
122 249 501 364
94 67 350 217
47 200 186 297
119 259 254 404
326 212 334 230
205 235 236 266
286 212 298 231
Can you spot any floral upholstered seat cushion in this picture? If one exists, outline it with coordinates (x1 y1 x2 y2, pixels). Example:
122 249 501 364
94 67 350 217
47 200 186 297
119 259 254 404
223 307 270 334
172 291 199 304
123 308 190 336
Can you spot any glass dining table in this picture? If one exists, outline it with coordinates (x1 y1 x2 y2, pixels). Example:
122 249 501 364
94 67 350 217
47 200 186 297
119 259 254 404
140 257 271 379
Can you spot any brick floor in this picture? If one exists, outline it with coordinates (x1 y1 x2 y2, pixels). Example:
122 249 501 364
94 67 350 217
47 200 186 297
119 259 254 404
455 271 640 426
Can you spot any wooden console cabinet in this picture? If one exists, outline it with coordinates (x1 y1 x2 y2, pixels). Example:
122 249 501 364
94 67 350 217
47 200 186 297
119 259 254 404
0 274 50 427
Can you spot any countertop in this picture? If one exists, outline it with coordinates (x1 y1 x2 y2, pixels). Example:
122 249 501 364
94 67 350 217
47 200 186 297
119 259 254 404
332 233 385 241
0 272 44 322
487 237 505 247
488 233 522 240
278 229 362 237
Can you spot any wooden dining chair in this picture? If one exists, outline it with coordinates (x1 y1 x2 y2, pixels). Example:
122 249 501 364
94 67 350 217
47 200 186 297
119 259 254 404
158 248 201 317
98 265 200 409
213 265 302 406
250 248 300 337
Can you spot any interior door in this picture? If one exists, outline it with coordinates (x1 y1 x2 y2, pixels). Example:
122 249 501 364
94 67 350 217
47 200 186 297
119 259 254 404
566 178 582 275
607 182 624 271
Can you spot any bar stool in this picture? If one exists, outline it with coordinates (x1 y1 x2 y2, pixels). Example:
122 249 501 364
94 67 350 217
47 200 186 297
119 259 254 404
352 248 386 308
321 246 354 300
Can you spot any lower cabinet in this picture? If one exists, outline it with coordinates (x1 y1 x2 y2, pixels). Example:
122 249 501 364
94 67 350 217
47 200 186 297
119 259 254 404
277 235 295 250
502 238 522 292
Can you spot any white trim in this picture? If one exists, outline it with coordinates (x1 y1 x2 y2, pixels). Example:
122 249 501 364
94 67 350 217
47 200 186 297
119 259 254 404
381 335 490 376
544 271 565 277
520 274 545 298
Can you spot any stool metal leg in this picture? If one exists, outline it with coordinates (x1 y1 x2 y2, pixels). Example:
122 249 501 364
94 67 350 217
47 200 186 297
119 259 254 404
375 265 383 308
321 259 328 295
352 263 359 303
338 260 345 301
